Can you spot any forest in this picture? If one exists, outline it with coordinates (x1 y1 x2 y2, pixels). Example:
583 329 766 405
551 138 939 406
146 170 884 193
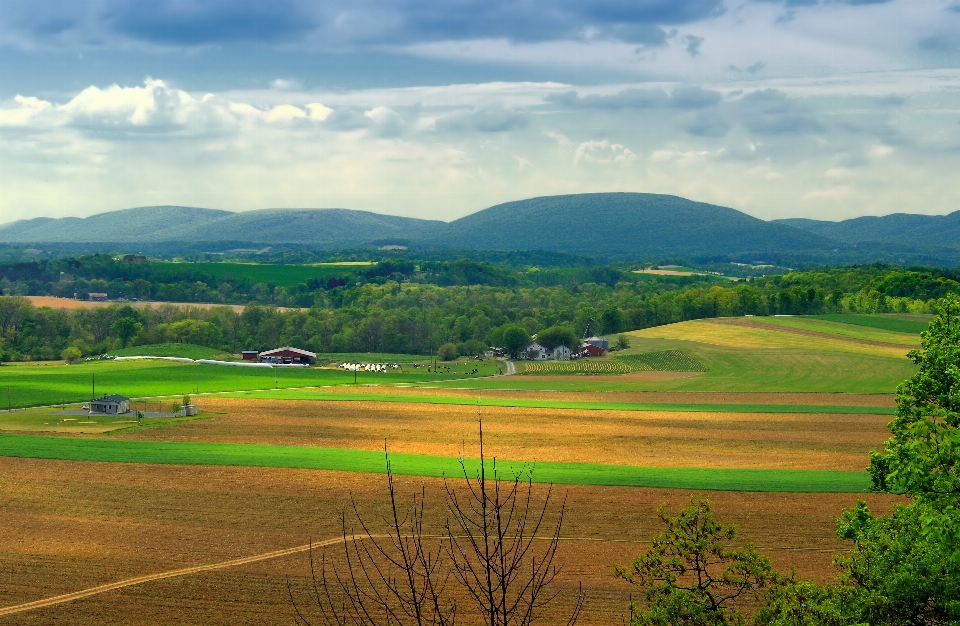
0 261 957 361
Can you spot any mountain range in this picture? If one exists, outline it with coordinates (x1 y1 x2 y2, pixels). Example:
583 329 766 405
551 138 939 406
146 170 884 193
1 193 957 264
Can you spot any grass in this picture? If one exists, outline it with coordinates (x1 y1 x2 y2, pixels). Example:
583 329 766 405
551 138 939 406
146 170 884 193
0 433 872 492
315 352 452 364
809 313 933 335
0 359 501 409
152 261 367 288
751 317 919 346
0 407 210 433
232 389 894 415
109 343 229 360
515 351 707 376
614 350 708 372
434 330 916 392
516 359 633 375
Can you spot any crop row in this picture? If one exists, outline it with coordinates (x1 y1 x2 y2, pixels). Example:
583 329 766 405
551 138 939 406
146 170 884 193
614 350 709 372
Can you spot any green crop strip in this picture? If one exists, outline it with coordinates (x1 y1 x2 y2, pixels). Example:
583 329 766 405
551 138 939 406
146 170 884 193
0 434 871 493
228 390 895 415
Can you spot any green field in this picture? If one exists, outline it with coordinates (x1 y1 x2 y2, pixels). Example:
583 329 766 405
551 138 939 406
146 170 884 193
109 343 229 360
0 359 500 409
753 316 919 346
152 261 371 288
0 433 871 493
0 407 209 433
809 313 933 334
614 350 709 371
234 389 893 415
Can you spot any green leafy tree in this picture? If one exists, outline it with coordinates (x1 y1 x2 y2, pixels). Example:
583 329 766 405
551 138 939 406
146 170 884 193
617 334 631 350
500 324 531 358
437 342 457 361
869 292 960 507
615 497 782 625
763 294 960 626
61 346 81 363
110 316 143 348
536 325 579 350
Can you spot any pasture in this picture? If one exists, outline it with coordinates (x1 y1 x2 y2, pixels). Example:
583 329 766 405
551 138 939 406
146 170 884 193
0 312 926 623
0 456 904 625
150 261 370 288
0 357 501 410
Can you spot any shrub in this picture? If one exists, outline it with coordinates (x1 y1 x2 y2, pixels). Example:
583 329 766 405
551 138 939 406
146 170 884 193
438 343 457 361
61 346 82 364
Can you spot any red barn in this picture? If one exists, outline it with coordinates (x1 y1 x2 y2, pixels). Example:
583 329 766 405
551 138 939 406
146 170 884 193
578 344 606 357
258 347 316 365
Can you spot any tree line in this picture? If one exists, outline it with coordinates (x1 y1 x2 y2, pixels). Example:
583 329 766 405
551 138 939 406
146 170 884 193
0 263 957 362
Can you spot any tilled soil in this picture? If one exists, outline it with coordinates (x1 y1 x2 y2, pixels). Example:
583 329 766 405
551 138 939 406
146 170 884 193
314 386 897 407
0 457 904 626
122 398 891 471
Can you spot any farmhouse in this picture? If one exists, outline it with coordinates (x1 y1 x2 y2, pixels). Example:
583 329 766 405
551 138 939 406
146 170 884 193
521 342 572 361
90 394 130 415
258 346 316 365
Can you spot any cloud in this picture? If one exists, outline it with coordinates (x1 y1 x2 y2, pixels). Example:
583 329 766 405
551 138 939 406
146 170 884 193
106 0 316 45
683 111 731 137
364 106 405 137
435 105 528 133
683 34 704 56
573 140 636 165
548 86 721 109
739 89 824 135
1 0 726 50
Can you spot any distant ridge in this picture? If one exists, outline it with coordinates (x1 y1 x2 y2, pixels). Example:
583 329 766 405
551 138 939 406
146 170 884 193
433 193 835 255
775 211 960 250
1 193 958 264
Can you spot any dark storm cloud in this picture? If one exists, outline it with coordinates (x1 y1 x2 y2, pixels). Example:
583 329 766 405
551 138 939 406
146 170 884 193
1 0 726 49
547 86 722 109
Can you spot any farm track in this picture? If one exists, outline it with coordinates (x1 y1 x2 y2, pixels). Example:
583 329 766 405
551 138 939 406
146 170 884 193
0 529 840 619
0 537 348 617
709 317 916 349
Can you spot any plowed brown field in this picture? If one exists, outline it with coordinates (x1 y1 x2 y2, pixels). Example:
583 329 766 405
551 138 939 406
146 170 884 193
316 386 896 406
0 457 903 625
120 397 891 471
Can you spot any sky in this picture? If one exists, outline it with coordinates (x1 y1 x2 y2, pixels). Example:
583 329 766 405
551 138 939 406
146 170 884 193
0 0 959 224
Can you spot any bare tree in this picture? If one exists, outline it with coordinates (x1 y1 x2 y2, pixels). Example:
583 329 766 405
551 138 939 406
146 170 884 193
290 424 583 626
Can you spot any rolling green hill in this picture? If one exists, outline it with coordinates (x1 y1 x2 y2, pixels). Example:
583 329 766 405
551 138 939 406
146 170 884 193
434 193 838 255
4 193 958 263
775 211 960 250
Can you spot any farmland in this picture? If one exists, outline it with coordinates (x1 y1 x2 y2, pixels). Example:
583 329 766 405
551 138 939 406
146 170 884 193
0 357 501 410
150 261 371 288
0 312 932 623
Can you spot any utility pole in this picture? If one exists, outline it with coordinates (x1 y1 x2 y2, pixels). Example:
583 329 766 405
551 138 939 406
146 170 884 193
7 386 10 412
195 364 199 394
92 373 95 402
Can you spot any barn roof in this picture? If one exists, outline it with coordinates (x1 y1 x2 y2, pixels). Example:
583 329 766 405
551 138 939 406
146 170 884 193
259 346 317 358
95 394 130 403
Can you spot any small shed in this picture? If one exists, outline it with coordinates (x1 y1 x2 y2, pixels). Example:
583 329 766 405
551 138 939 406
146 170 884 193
241 350 259 361
90 394 130 414
258 346 317 365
